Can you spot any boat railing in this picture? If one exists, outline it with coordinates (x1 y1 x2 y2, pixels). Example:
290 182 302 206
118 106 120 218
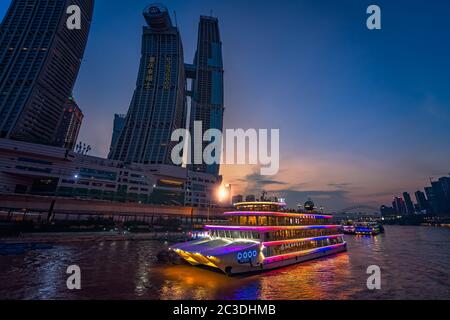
205 220 335 227
205 220 234 226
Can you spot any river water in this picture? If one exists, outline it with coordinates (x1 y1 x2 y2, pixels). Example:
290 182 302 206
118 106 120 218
0 226 449 300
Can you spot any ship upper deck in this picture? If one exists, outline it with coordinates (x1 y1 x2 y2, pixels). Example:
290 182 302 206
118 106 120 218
182 201 344 258
234 201 287 212
224 211 333 220
232 201 331 216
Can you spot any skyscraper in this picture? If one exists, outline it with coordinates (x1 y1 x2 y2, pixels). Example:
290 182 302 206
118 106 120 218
438 176 450 208
54 97 83 150
414 190 429 214
424 187 437 215
187 15 224 175
109 4 186 164
380 205 396 216
109 114 126 153
431 180 449 215
403 192 415 215
0 0 94 145
392 196 406 215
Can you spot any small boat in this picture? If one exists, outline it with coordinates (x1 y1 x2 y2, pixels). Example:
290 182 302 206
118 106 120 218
340 221 356 234
341 224 356 234
354 222 383 235
340 221 384 236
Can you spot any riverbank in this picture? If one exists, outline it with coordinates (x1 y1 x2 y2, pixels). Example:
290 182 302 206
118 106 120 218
0 231 188 245
381 214 450 226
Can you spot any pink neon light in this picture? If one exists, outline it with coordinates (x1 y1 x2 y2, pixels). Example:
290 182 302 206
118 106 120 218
204 225 340 232
262 234 344 247
223 211 333 219
263 243 346 264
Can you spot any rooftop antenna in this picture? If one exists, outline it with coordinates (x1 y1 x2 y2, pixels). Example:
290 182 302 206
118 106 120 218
210 9 213 17
173 10 178 27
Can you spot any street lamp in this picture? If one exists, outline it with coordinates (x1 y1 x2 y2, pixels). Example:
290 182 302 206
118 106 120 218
217 185 228 203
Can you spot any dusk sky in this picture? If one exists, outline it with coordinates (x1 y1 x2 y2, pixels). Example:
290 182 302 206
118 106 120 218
1 0 449 211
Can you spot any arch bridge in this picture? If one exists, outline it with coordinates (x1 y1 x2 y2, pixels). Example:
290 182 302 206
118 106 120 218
337 205 380 214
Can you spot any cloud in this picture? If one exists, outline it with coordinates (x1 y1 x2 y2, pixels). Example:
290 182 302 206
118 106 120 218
362 191 398 198
229 168 358 211
228 170 289 193
327 182 353 189
244 172 288 187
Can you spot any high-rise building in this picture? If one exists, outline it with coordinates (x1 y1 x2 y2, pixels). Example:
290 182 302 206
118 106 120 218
414 190 429 214
109 4 186 164
414 203 420 212
54 97 83 150
109 114 126 152
392 196 406 215
0 0 94 145
380 205 396 216
187 15 224 175
403 192 415 215
438 176 450 207
431 180 449 215
424 187 437 215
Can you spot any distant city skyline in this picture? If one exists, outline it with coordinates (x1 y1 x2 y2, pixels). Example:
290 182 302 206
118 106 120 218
381 175 450 216
1 0 449 210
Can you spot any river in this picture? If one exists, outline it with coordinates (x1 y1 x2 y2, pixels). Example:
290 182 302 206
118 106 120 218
0 226 449 300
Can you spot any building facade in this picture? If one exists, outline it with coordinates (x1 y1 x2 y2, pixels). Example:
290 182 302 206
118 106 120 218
424 187 437 215
109 4 186 165
54 97 83 150
402 192 415 215
109 113 126 152
414 190 429 214
380 205 396 216
187 15 224 175
0 138 220 208
392 196 406 215
0 0 94 145
431 180 449 215
438 176 450 211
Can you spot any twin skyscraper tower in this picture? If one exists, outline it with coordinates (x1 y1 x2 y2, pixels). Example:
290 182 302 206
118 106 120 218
109 4 224 176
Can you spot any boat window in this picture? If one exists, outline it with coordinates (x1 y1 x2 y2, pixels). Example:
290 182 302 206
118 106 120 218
258 216 267 226
248 216 257 226
239 216 247 226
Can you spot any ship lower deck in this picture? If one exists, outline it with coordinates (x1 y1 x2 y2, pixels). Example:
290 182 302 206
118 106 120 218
169 238 347 275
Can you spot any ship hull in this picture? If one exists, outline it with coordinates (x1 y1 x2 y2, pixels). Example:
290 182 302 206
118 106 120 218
226 243 347 275
170 240 347 275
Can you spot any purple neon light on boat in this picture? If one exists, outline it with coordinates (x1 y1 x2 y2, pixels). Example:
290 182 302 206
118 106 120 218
223 211 333 219
263 243 346 264
262 234 344 247
204 225 340 232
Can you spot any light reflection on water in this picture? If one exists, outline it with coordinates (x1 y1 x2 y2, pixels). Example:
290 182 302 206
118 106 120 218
0 226 449 300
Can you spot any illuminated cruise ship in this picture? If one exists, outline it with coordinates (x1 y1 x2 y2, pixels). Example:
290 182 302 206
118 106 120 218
169 200 347 275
